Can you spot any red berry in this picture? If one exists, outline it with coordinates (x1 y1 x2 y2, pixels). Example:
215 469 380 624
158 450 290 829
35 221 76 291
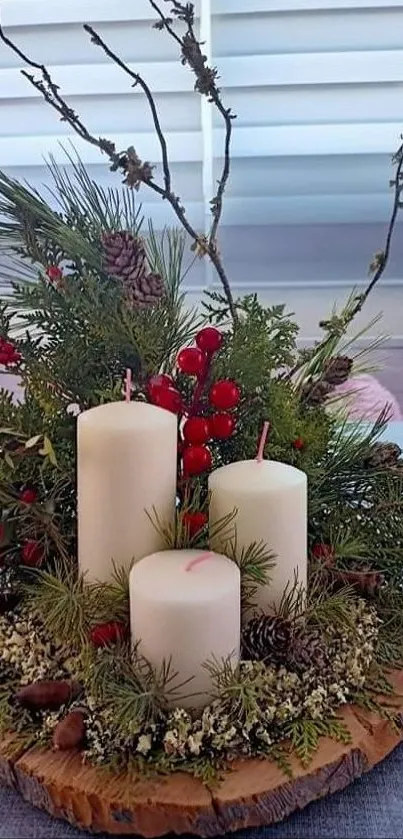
183 511 208 538
312 543 334 564
46 265 63 283
183 417 210 445
209 380 240 411
151 386 182 415
195 327 223 355
148 374 174 396
21 540 44 567
182 445 212 476
90 621 127 648
292 437 305 451
6 351 21 366
1 341 16 356
177 347 206 378
19 488 38 504
209 412 236 440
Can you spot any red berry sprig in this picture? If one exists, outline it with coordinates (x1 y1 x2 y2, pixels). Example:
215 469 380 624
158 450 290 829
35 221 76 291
19 487 38 505
0 338 21 367
21 540 44 567
209 412 236 440
209 380 240 411
312 543 335 565
183 417 210 445
148 374 182 415
183 511 208 538
90 621 127 648
177 347 206 378
292 437 305 451
183 445 212 477
195 327 223 354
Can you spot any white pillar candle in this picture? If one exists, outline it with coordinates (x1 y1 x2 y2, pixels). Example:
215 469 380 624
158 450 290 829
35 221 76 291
78 401 177 583
130 550 240 709
209 460 307 613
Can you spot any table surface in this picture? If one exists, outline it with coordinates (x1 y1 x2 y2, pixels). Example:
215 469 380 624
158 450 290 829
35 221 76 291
1 421 403 839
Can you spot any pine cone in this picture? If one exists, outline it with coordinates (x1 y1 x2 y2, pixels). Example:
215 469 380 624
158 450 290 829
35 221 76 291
302 379 333 405
324 356 353 386
242 615 292 662
364 442 402 469
102 231 147 283
287 625 328 672
127 271 166 309
102 231 165 309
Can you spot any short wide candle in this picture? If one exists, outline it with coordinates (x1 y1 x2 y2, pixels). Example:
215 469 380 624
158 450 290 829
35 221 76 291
78 401 177 583
130 550 241 708
209 460 307 612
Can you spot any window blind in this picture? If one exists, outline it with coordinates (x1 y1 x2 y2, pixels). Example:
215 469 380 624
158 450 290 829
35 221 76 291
1 0 403 336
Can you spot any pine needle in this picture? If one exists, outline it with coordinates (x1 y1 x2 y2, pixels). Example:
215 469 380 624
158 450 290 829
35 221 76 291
23 560 97 648
223 537 276 612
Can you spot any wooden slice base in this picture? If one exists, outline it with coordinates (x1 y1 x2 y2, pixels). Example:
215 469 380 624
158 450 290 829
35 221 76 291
2 670 403 837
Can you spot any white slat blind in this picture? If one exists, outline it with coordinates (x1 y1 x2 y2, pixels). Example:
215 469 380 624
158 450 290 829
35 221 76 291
1 0 403 336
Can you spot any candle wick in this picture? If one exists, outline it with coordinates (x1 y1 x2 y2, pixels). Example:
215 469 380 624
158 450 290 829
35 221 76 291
124 368 132 403
185 551 213 572
256 421 270 463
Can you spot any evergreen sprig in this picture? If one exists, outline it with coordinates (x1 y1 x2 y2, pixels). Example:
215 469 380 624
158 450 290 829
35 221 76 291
283 717 351 768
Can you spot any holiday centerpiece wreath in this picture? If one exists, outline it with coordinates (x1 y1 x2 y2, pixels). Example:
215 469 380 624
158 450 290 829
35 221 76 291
0 3 403 836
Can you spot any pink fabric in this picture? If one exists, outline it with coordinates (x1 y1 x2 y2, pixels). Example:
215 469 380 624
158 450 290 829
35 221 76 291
334 374 402 422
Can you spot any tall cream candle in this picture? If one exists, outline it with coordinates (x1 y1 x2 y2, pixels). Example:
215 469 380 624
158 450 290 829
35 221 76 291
209 460 307 612
78 401 177 583
130 550 240 708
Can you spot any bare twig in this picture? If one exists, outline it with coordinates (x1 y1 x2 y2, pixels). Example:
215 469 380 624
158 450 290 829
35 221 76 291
83 24 171 197
0 24 120 166
286 138 403 388
0 16 238 320
149 1 236 244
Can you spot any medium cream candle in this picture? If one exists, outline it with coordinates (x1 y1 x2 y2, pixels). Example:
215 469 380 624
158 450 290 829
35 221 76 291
209 459 307 613
130 550 241 708
78 401 177 583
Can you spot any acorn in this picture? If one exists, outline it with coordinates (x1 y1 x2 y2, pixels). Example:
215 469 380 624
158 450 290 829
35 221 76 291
15 679 81 711
52 709 86 751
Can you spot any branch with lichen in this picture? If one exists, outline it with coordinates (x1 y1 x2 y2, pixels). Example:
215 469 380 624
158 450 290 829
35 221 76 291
0 7 238 321
287 137 403 391
149 1 236 245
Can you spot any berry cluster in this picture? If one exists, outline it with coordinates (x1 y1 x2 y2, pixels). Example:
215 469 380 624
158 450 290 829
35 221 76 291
46 265 64 288
0 337 21 367
147 327 241 478
0 485 44 574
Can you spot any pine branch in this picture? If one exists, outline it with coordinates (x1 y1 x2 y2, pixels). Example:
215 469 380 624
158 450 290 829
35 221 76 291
283 717 351 768
85 643 189 731
223 538 276 612
22 561 98 648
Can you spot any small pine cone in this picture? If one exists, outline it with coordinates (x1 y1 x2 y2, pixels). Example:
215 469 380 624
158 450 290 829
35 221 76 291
128 272 166 309
302 379 333 405
286 626 328 672
102 231 148 284
364 442 402 469
242 615 292 662
324 356 353 386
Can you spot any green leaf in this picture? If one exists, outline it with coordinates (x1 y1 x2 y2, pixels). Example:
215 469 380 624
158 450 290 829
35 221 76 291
4 452 14 470
25 434 42 449
39 435 58 466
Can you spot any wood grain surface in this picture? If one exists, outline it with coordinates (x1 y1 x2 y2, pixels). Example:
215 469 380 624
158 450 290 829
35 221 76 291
2 670 403 837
